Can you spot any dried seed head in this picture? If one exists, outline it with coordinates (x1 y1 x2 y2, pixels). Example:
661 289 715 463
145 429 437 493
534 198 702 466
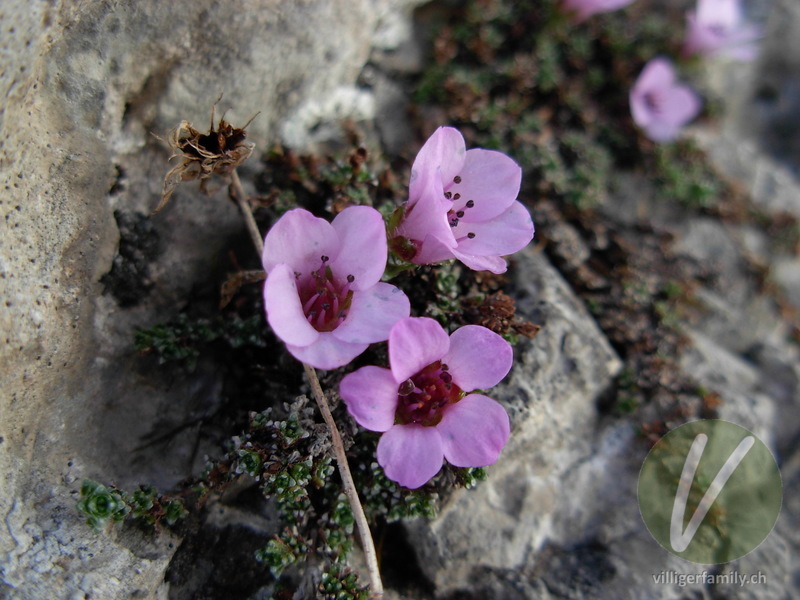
154 96 258 214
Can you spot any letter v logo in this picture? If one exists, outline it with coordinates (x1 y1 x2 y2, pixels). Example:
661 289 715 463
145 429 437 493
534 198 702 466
669 433 754 552
638 420 782 564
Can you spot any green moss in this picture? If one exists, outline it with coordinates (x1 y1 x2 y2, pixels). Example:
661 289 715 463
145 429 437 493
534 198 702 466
134 313 268 370
654 141 723 210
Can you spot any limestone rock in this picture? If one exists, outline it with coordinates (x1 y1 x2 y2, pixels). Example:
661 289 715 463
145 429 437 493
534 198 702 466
404 247 623 593
0 1 423 597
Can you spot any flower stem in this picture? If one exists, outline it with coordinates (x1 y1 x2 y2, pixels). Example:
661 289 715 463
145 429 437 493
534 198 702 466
229 169 264 256
230 167 384 597
302 363 384 598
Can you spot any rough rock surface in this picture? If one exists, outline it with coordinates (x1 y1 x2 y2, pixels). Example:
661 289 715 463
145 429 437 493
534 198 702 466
405 248 624 591
2 0 799 598
0 1 422 598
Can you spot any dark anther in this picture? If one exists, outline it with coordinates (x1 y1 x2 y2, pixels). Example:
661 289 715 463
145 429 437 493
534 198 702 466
466 200 475 208
444 192 452 199
453 193 461 200
440 371 452 383
456 210 465 218
441 363 449 370
467 232 476 239
321 255 329 262
450 217 459 227
322 303 331 310
347 274 355 282
294 271 301 279
454 175 462 183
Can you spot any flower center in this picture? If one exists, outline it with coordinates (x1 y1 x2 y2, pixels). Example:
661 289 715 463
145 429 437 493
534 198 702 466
299 256 354 332
707 23 729 38
643 91 663 114
395 360 464 426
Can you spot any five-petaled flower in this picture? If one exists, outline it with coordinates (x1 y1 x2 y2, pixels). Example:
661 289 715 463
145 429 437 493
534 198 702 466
339 317 512 489
391 127 534 275
561 0 637 23
262 206 410 370
630 57 702 143
684 0 761 61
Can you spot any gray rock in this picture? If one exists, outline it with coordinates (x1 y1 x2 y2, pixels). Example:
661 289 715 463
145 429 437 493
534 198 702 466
0 1 423 598
404 248 623 593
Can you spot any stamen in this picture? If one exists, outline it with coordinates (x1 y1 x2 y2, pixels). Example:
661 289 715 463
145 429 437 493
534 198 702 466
454 175 462 183
456 210 464 218
321 255 329 262
466 200 474 208
453 193 461 200
467 232 476 239
347 274 355 283
303 292 321 313
444 191 452 199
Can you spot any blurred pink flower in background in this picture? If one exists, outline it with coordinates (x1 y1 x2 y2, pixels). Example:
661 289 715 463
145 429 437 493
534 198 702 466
561 0 636 22
392 127 533 275
339 317 512 489
684 0 761 61
630 57 702 143
262 206 409 370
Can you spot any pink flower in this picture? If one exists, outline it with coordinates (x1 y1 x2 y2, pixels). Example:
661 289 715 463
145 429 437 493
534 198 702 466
630 58 702 143
339 317 512 489
392 127 534 275
684 0 761 61
561 0 636 22
262 206 410 370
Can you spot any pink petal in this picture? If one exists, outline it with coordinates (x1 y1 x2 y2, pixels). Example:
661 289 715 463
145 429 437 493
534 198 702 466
333 283 410 344
660 85 702 128
644 120 683 144
450 250 509 274
438 394 510 468
330 206 387 290
411 233 458 265
339 366 399 432
442 325 513 391
409 127 466 202
634 57 676 94
286 333 368 371
264 263 319 347
564 0 636 22
630 88 652 129
377 424 444 489
449 149 522 222
262 208 340 275
453 201 534 257
398 165 456 249
697 0 739 29
389 317 450 383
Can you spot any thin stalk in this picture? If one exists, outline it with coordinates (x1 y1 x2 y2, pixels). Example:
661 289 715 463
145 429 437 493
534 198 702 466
302 363 384 598
230 167 384 597
229 169 264 256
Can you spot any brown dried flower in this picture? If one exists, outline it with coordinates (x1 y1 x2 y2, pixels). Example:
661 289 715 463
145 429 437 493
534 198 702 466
155 97 257 214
